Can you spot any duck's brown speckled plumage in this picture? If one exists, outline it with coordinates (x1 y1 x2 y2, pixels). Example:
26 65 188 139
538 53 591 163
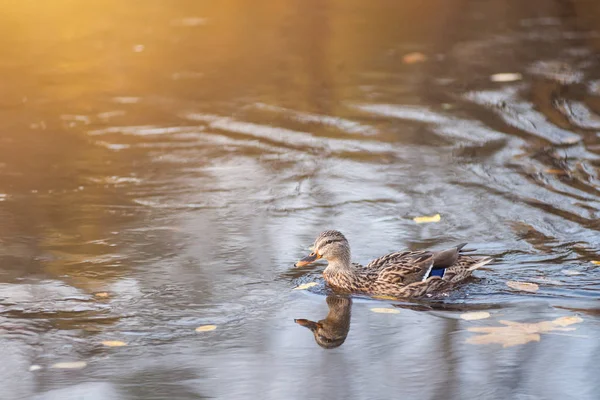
296 230 492 298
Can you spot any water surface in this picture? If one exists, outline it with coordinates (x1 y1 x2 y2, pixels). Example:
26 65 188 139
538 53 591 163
1 1 600 399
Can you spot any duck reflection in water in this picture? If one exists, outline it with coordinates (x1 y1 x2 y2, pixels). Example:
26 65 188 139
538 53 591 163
295 295 352 349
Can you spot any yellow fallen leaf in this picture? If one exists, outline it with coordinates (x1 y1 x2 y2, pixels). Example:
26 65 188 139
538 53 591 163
490 73 522 82
466 315 582 348
370 308 400 314
563 136 581 145
553 315 583 327
51 361 87 369
195 325 217 332
468 329 540 347
293 282 318 290
101 340 127 347
591 261 600 265
545 169 568 175
94 292 110 298
372 295 398 301
413 214 441 224
507 281 539 293
402 52 427 64
460 311 491 321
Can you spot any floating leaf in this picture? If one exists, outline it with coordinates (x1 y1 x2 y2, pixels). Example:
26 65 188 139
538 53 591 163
51 361 87 369
195 325 217 332
102 340 127 347
370 308 400 314
466 315 583 348
507 281 539 293
553 316 583 326
563 136 581 145
461 311 491 321
94 292 110 298
402 52 427 64
293 282 318 290
545 169 568 175
490 73 523 82
468 327 540 347
29 365 42 372
372 295 398 301
413 214 441 224
591 261 600 265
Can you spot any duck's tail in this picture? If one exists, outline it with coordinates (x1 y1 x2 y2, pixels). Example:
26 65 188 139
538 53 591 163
443 256 493 283
467 257 494 271
456 243 468 251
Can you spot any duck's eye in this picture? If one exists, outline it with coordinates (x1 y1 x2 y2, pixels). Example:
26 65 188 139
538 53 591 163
310 252 316 256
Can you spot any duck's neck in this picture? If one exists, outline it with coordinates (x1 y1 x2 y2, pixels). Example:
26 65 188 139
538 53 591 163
324 254 355 276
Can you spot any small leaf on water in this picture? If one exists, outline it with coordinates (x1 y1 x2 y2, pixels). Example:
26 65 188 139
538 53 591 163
51 361 87 369
461 311 491 321
591 261 600 265
553 315 583 327
545 169 568 175
490 73 523 82
563 136 581 145
507 281 539 293
29 365 42 372
370 308 400 314
293 282 318 290
413 214 441 224
195 325 217 332
466 315 583 348
372 295 398 301
94 292 110 298
102 340 127 347
402 52 427 64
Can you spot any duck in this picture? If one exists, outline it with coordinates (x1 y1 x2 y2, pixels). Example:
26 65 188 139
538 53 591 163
295 230 492 298
295 295 351 349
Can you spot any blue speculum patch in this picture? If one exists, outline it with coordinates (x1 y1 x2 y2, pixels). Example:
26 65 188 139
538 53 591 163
429 269 445 278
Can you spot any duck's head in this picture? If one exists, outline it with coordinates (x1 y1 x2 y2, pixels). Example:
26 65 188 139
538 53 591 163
295 230 350 267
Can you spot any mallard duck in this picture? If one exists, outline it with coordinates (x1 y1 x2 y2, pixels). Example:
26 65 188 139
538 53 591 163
295 295 351 349
295 230 492 298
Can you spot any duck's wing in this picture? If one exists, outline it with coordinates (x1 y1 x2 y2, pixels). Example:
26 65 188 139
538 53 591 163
366 244 466 271
365 250 426 270
366 244 470 285
375 253 435 285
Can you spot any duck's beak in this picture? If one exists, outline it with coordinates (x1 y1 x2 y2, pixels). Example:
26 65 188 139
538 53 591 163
294 319 321 332
294 252 321 267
